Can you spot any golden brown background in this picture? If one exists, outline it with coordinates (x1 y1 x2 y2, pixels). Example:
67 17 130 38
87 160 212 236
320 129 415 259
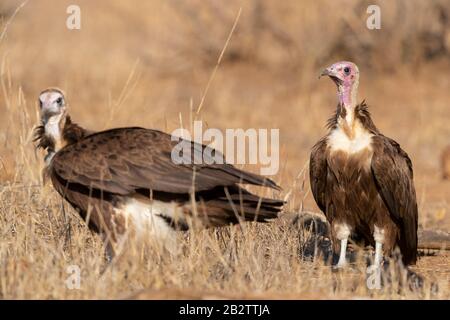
0 0 449 299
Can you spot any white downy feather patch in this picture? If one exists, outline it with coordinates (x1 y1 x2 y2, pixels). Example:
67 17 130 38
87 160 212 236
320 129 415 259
117 196 188 254
373 225 385 244
328 122 373 155
334 222 351 240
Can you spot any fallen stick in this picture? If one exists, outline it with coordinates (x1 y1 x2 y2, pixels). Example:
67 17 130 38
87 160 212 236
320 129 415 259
418 229 450 251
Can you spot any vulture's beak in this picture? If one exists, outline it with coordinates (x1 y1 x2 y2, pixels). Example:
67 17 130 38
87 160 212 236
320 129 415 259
40 101 66 124
319 67 333 79
41 103 59 120
319 66 342 85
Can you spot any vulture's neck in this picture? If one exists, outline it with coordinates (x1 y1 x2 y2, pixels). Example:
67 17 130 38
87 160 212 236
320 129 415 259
336 81 360 138
45 113 65 152
35 113 91 165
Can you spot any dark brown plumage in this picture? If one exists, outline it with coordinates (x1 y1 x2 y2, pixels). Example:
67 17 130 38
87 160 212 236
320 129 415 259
46 126 282 225
311 62 418 267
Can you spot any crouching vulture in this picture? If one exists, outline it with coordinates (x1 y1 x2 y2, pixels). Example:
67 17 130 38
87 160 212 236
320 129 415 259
35 88 284 256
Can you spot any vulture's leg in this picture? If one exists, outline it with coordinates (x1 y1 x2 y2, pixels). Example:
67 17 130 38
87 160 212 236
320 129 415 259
337 238 348 267
98 234 116 276
374 242 383 266
105 241 114 263
334 223 351 268
373 226 385 267
100 233 116 263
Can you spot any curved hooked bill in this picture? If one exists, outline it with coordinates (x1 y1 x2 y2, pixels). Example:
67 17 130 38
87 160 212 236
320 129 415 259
319 68 343 86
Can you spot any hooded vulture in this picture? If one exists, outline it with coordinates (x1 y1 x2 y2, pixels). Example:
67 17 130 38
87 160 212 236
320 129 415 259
35 88 284 255
310 61 418 267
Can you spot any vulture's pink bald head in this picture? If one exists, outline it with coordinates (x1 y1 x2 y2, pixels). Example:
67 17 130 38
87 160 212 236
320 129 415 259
320 61 360 107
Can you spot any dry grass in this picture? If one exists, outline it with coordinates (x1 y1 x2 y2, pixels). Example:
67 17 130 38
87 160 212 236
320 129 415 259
0 0 449 299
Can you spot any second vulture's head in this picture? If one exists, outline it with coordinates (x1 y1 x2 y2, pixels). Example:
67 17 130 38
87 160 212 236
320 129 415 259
38 87 67 124
35 88 90 165
35 88 69 163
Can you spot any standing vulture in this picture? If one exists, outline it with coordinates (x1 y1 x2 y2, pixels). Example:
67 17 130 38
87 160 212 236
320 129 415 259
35 88 284 256
310 61 418 267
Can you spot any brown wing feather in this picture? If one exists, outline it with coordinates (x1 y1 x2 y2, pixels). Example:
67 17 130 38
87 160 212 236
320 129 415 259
309 137 329 214
370 135 418 264
50 127 280 195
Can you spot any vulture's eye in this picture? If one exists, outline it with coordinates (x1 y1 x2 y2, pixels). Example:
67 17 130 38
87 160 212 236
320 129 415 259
39 100 43 108
56 97 63 106
343 67 350 75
